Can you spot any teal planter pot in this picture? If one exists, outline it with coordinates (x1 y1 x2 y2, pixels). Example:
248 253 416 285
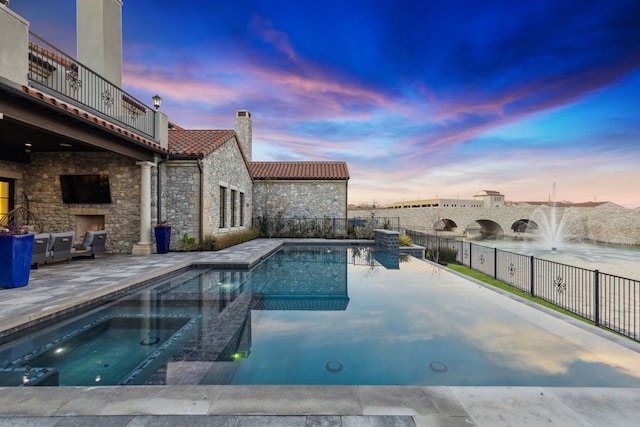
154 227 171 254
0 234 35 289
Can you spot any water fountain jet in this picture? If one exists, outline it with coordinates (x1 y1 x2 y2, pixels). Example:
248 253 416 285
524 183 584 252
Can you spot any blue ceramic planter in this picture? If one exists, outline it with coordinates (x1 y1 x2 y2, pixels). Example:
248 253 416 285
0 234 35 288
154 227 171 254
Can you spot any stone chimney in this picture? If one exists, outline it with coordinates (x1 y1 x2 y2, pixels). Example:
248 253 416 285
235 110 252 161
76 0 123 87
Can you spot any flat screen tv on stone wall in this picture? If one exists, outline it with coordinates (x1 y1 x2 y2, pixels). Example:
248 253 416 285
60 174 112 204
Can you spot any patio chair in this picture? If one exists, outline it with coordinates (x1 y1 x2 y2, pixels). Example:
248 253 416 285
73 230 107 259
31 233 50 269
46 231 75 264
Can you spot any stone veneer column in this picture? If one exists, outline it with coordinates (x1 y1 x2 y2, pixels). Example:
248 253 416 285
132 161 154 255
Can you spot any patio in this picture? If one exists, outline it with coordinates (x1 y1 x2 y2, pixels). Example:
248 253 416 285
1 239 640 426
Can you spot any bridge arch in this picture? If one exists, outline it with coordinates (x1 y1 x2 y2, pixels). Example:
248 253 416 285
511 218 538 233
475 219 504 238
434 218 458 232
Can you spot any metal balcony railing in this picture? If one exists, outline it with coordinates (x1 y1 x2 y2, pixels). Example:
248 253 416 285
27 32 156 140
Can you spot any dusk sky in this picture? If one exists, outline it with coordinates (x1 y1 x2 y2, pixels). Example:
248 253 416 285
11 0 640 208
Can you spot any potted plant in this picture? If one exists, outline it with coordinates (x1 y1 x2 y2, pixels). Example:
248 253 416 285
154 221 171 254
0 225 35 288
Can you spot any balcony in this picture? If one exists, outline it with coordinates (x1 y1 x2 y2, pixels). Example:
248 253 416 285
27 32 156 141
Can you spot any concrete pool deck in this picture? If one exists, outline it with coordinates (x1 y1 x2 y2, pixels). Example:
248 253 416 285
1 238 640 426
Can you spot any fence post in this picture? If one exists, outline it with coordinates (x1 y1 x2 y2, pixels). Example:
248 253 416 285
494 247 498 279
469 242 473 269
594 269 600 326
530 255 535 297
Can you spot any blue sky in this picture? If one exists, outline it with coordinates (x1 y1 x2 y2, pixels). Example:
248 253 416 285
11 0 640 207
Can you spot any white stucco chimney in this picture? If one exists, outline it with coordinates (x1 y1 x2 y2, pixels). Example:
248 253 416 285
76 0 123 87
235 110 252 161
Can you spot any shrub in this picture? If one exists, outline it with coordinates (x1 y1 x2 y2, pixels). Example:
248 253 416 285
200 234 216 251
213 227 261 251
399 234 413 247
178 233 198 252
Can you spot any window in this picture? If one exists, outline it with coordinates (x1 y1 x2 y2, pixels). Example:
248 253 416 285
239 192 245 226
0 178 14 219
219 186 227 228
230 189 237 227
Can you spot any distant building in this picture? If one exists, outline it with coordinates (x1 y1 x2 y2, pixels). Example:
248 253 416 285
473 190 505 208
377 190 504 210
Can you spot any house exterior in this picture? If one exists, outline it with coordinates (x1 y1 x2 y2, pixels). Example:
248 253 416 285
1 1 169 255
165 117 254 247
0 1 349 253
165 112 349 248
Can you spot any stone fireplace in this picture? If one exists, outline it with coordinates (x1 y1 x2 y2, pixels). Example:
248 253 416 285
70 208 108 242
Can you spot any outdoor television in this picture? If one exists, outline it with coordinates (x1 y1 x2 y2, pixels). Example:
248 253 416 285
60 174 112 204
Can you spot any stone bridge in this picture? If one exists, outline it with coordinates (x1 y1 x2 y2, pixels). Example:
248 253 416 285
348 206 640 246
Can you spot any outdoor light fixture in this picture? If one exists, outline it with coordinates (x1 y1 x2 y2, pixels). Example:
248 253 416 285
152 94 162 109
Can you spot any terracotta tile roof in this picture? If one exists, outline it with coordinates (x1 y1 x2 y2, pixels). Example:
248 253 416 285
21 86 167 153
168 129 236 157
248 161 349 180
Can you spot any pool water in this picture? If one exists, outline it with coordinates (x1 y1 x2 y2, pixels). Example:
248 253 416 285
1 246 640 387
16 315 196 386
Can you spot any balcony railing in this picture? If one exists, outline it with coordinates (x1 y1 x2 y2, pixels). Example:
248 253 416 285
27 32 156 140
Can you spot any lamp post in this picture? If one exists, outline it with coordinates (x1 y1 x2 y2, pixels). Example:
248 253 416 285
152 94 162 110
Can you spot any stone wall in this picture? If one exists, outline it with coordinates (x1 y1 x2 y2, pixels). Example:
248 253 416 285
349 206 640 246
206 138 252 236
163 160 200 249
253 180 347 220
20 152 140 253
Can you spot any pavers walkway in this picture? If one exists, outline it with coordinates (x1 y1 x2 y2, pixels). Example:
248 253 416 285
1 239 640 426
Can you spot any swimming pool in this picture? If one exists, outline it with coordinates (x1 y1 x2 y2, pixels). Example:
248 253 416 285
1 246 639 387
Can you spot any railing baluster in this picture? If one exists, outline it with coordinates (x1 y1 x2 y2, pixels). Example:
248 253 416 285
594 270 600 327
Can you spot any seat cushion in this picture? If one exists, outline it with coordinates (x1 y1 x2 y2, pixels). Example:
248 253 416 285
48 232 75 251
80 230 96 248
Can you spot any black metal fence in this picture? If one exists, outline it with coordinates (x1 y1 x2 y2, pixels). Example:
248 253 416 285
406 230 640 342
28 32 156 139
253 216 400 239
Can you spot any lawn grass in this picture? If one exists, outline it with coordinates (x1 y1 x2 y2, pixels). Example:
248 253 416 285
446 263 591 324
